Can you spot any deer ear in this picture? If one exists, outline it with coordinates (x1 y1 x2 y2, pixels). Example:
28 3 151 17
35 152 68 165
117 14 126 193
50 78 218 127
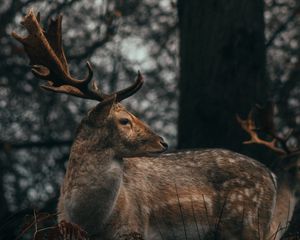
88 94 116 123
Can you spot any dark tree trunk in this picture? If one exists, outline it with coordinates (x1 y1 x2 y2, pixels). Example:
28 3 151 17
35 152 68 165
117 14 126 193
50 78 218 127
177 0 268 153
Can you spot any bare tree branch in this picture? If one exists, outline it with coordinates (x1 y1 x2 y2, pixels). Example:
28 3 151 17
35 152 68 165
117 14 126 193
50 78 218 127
0 139 72 152
266 6 300 48
69 34 112 60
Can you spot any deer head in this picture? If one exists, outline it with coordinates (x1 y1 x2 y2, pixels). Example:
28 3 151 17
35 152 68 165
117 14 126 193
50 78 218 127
12 10 167 158
78 95 168 157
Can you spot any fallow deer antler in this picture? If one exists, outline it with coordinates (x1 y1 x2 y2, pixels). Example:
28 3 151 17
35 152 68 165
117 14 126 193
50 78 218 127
237 104 300 157
237 109 286 155
11 9 143 102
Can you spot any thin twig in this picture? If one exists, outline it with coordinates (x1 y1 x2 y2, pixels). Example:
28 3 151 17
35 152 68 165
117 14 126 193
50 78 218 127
214 195 228 238
175 183 188 240
266 6 300 48
190 195 202 240
202 194 211 231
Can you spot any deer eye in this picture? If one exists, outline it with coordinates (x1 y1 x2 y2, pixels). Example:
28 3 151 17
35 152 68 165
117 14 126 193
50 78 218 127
119 118 130 125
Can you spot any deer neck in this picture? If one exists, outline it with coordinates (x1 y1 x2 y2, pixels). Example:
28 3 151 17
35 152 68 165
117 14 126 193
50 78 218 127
66 142 123 186
67 138 123 175
269 173 298 239
61 137 124 233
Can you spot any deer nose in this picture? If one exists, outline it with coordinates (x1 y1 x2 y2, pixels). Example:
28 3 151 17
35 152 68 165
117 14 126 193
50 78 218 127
159 138 168 150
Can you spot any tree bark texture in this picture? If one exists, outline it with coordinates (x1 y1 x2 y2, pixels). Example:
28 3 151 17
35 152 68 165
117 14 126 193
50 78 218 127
177 0 268 152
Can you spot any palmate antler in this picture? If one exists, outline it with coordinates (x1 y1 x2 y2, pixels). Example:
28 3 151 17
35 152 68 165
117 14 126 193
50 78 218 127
12 9 143 102
237 104 300 157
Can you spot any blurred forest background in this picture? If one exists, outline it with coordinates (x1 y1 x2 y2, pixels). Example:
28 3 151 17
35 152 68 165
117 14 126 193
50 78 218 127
0 0 300 239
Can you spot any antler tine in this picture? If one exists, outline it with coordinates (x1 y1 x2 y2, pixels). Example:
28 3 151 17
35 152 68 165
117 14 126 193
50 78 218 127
236 109 286 156
253 103 300 156
12 10 103 100
115 71 144 102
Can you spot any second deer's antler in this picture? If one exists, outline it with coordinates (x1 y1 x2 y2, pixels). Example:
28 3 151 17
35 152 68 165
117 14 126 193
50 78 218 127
237 104 300 157
12 9 143 102
237 109 286 155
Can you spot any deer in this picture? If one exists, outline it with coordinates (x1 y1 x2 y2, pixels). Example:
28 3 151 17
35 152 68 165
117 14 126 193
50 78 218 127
13 10 279 240
237 105 300 240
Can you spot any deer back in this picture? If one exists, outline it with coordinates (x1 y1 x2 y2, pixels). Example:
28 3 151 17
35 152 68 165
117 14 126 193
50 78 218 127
113 149 277 239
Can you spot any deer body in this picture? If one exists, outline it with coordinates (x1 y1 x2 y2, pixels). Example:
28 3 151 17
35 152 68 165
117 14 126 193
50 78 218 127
57 102 277 239
269 181 297 240
268 160 300 240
